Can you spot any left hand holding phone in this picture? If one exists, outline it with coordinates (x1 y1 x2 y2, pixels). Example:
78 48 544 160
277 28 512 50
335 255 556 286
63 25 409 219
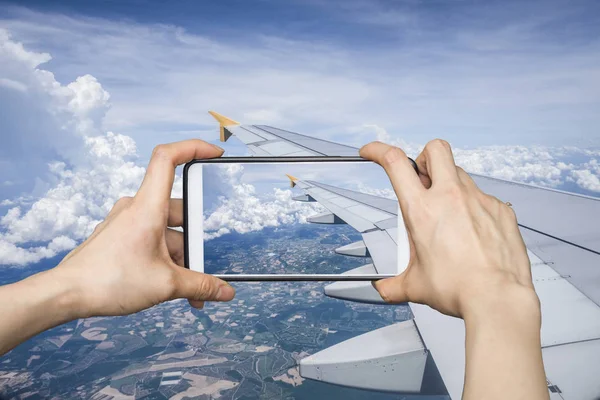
0 140 237 355
55 140 237 318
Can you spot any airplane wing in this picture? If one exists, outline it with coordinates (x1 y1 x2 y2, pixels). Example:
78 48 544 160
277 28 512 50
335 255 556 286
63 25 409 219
210 111 600 399
209 111 358 156
286 174 410 302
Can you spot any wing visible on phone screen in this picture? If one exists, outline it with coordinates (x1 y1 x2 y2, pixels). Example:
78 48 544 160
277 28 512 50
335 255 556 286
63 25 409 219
210 111 600 399
289 176 402 276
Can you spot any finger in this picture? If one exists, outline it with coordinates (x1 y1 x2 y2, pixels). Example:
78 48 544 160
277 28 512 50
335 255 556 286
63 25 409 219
174 268 235 302
456 167 477 190
417 170 432 189
360 142 424 207
137 140 224 210
165 228 185 266
168 198 184 227
415 139 459 187
188 300 205 309
373 272 409 304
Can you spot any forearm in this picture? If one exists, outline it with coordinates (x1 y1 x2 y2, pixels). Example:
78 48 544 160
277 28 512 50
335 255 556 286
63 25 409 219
462 287 548 400
0 268 79 355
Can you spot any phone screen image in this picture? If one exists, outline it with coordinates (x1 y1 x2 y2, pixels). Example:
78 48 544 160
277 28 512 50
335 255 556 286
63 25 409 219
185 159 409 280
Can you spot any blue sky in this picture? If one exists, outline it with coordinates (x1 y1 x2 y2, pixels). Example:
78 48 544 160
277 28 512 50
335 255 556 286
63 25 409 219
0 0 599 266
2 0 600 151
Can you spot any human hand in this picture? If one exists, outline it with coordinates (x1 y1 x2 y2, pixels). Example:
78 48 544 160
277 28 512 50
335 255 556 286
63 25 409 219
53 140 235 319
360 140 539 321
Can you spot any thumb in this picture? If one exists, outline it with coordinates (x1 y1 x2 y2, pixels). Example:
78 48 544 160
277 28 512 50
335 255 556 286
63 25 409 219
373 272 409 303
174 268 236 302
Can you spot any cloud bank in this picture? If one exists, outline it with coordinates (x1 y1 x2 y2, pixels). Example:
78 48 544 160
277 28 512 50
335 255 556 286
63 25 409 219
367 124 600 192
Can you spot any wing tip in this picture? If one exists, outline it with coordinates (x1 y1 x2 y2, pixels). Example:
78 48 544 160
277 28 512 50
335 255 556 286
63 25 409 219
208 111 240 142
286 174 298 188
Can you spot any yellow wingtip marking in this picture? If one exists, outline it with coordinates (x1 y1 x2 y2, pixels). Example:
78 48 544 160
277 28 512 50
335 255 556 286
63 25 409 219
208 111 240 142
285 174 298 188
208 111 239 126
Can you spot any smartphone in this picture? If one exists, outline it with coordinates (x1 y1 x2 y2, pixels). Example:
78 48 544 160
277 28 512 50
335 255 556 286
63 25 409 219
183 157 411 281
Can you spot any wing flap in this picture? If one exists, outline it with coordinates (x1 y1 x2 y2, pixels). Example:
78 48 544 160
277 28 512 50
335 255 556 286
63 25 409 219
543 339 600 399
299 320 428 392
324 264 386 303
335 240 369 257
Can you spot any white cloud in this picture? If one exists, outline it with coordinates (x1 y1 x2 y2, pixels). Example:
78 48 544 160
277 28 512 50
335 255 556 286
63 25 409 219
453 146 570 187
0 132 145 264
570 159 600 193
376 133 599 191
0 31 144 265
0 77 27 92
355 184 396 200
0 28 50 67
66 74 111 136
0 28 113 198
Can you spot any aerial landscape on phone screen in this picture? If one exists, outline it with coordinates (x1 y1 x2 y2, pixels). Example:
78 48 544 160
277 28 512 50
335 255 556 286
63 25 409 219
200 162 397 276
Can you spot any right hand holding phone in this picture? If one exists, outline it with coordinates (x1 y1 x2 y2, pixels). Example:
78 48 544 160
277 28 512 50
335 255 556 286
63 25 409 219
360 140 540 322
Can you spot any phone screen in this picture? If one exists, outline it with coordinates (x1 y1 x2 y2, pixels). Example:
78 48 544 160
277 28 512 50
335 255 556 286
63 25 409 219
185 158 409 281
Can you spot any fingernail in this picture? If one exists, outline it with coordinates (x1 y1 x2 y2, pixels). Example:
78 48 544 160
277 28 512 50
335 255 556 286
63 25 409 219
216 284 235 301
211 144 225 152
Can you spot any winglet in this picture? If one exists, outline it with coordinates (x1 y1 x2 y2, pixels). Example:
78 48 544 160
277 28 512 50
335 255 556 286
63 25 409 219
208 111 240 142
286 174 298 188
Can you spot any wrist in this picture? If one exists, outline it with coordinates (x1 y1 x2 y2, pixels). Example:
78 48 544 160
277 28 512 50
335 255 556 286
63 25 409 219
0 265 84 356
41 265 86 322
461 280 541 331
461 282 547 400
